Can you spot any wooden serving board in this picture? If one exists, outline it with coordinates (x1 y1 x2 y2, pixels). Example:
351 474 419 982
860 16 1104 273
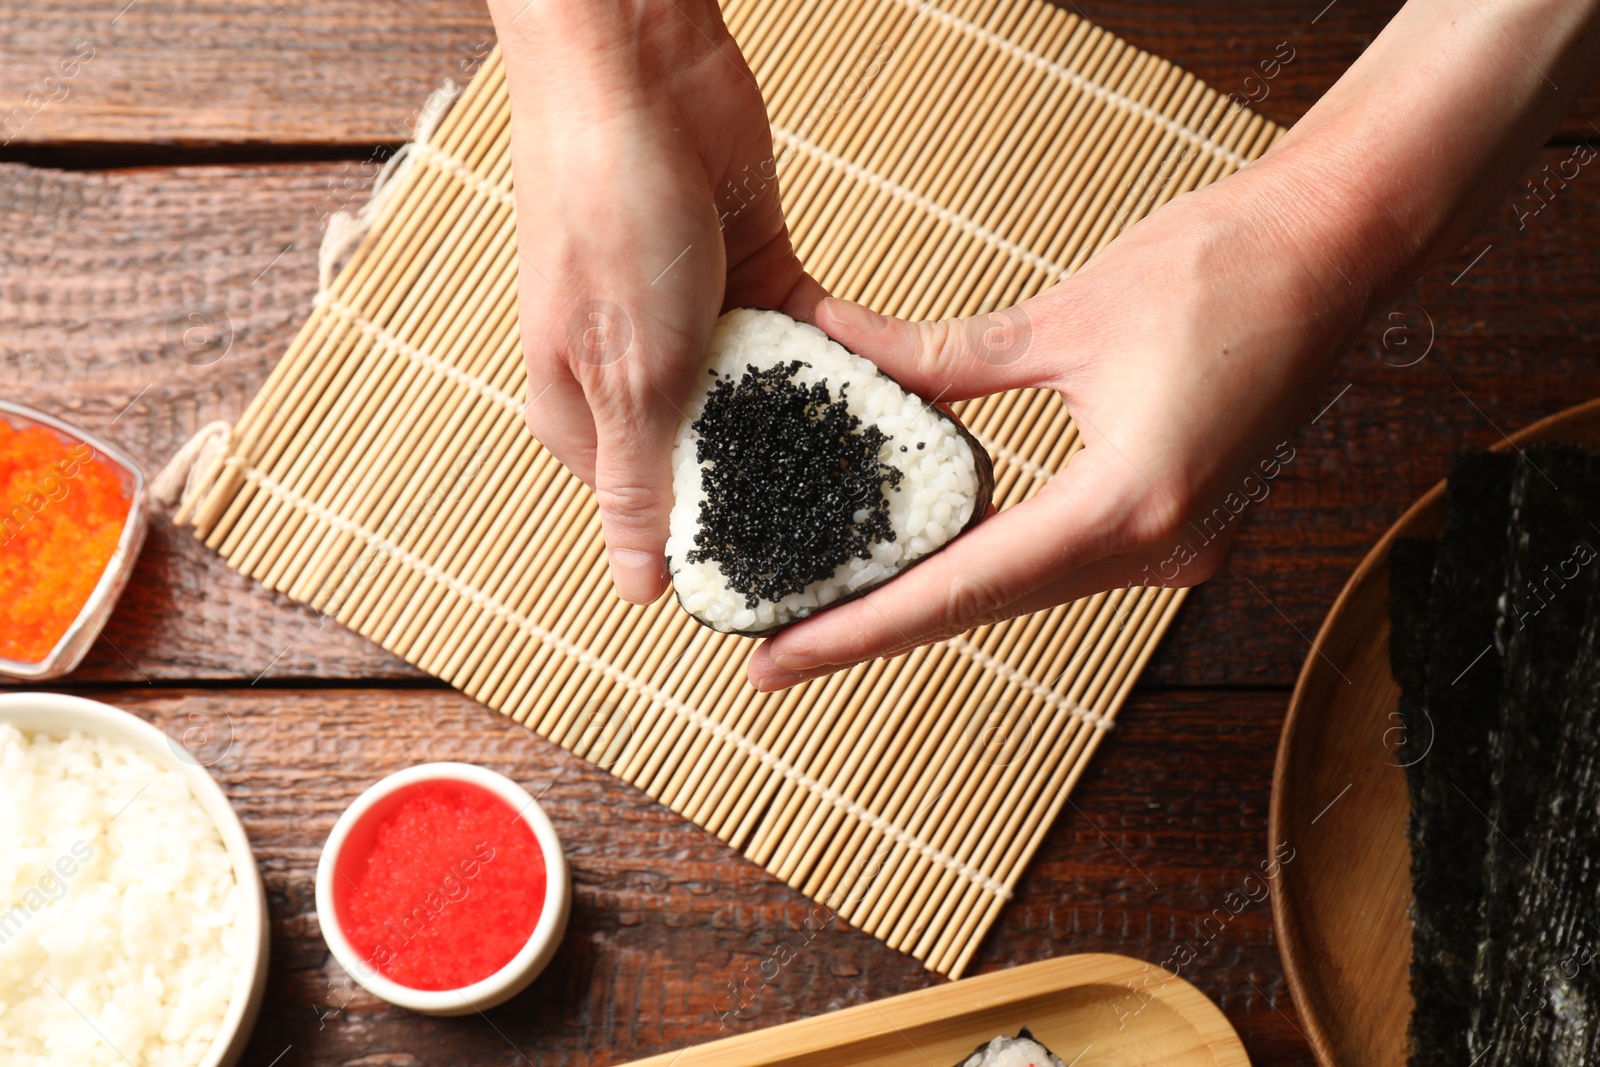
618 953 1248 1066
1269 396 1600 1065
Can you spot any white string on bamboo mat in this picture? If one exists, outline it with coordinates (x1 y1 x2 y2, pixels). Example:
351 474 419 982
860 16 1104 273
948 635 1114 733
219 393 1097 744
409 139 516 212
312 292 524 416
405 128 1072 295
771 125 1071 281
312 288 1057 489
895 0 1250 170
227 456 1017 901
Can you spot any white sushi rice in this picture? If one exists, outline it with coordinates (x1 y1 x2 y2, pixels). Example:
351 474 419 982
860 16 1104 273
0 725 239 1067
668 308 982 633
955 1032 1068 1067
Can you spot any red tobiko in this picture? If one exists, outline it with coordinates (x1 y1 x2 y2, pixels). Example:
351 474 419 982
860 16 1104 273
333 778 546 991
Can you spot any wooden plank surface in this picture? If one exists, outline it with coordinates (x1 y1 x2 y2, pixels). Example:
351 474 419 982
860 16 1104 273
2 0 1595 147
6 4 1600 1065
0 0 495 147
44 686 1307 1067
5 145 1600 687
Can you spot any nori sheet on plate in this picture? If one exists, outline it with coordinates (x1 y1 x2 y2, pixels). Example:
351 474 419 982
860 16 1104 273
1398 452 1516 1067
1471 446 1600 1065
1477 601 1600 1062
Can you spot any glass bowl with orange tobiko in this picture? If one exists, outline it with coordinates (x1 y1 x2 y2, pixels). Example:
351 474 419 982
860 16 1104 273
0 400 147 681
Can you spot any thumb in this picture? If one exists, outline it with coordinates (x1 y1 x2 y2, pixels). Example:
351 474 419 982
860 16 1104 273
813 296 1045 400
592 407 675 605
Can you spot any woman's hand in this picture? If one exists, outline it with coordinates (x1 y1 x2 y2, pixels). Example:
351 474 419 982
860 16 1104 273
746 0 1600 691
487 0 824 603
746 162 1361 690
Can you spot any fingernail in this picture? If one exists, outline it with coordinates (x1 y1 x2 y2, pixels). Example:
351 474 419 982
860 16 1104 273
823 298 887 334
609 548 664 604
771 649 823 671
753 670 809 692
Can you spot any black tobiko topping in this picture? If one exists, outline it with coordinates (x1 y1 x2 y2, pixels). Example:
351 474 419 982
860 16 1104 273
687 360 903 607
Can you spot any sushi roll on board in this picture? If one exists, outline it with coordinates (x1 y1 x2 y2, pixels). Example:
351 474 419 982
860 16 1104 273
666 308 995 637
953 1028 1068 1067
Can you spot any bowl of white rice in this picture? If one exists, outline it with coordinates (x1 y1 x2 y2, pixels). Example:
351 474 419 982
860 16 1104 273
0 692 268 1067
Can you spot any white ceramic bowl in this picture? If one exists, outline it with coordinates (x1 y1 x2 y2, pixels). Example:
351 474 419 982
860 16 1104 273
0 692 269 1067
315 762 570 1016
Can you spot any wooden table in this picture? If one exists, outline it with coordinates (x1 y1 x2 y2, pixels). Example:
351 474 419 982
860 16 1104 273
4 1 1598 1063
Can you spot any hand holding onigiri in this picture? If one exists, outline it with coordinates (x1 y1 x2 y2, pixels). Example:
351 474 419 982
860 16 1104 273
666 309 995 637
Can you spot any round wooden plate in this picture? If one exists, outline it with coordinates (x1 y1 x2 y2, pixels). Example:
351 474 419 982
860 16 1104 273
1268 396 1600 1066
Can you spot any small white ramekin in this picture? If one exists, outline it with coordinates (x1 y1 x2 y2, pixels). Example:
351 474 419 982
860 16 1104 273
0 692 269 1067
315 761 570 1016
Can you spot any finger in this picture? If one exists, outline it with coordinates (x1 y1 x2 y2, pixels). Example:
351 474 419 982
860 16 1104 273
813 296 1048 400
523 370 599 487
747 449 1135 688
591 400 677 605
746 554 1147 690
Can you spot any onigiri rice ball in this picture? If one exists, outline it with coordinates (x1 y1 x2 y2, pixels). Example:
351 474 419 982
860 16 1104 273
666 308 995 637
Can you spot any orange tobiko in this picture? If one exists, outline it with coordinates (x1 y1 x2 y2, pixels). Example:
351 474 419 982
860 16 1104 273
0 423 131 664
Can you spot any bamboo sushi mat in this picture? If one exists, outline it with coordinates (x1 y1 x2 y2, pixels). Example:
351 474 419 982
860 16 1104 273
170 0 1281 976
